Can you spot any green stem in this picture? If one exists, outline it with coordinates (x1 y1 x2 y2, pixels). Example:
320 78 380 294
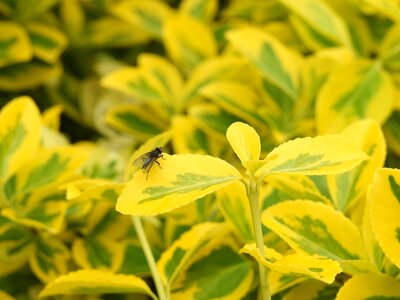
246 179 271 300
132 216 169 300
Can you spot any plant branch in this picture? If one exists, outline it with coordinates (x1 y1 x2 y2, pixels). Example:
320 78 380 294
246 178 271 300
132 216 169 300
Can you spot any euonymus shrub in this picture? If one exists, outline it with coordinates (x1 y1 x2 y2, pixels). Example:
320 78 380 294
31 116 400 299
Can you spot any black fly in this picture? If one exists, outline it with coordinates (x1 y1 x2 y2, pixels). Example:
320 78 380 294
132 147 165 180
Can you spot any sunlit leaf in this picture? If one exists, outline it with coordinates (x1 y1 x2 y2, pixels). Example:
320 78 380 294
182 56 251 104
179 0 218 22
201 81 266 127
256 135 368 179
226 122 260 163
117 154 240 216
262 200 367 261
327 120 386 212
218 182 253 243
111 0 173 38
316 60 395 134
4 146 88 202
0 96 41 181
358 0 400 22
171 116 210 155
277 0 352 47
227 27 299 100
241 243 341 284
138 54 184 112
163 15 217 72
38 269 156 298
79 17 150 48
336 273 400 300
369 168 400 269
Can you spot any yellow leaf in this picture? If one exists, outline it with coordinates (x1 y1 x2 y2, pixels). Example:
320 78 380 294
0 21 32 67
27 23 68 63
327 120 386 212
182 56 250 103
240 244 341 284
171 116 209 155
138 54 184 112
179 0 218 22
112 0 173 38
227 122 261 163
38 269 156 298
218 182 254 243
262 200 367 261
226 27 299 100
163 15 217 72
369 168 400 269
0 62 61 91
157 222 229 286
117 154 241 216
316 60 395 134
0 96 41 180
29 238 69 283
42 105 63 131
336 273 400 300
256 135 368 179
201 81 265 127
278 0 352 47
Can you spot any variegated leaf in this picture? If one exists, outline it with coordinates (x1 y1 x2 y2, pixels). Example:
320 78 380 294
27 23 68 63
256 135 368 179
218 182 253 243
227 27 300 100
262 200 367 262
0 62 61 91
111 0 173 38
171 244 254 300
369 168 400 269
0 22 32 67
39 269 156 298
0 96 41 181
117 154 240 216
327 120 386 212
316 60 395 134
241 244 341 284
336 273 400 300
179 0 218 22
29 237 69 283
163 15 217 72
278 0 352 47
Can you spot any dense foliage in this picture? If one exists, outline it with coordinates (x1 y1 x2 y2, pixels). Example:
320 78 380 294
1 0 400 299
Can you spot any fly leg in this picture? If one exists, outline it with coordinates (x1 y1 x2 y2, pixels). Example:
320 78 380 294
145 161 154 180
155 160 162 169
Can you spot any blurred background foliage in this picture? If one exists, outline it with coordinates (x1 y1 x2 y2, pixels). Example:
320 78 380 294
1 0 400 299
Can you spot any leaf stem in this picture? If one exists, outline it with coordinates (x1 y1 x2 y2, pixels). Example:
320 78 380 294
132 216 169 300
246 179 271 300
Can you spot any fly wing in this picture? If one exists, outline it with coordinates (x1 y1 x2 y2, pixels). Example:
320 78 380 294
132 152 152 168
